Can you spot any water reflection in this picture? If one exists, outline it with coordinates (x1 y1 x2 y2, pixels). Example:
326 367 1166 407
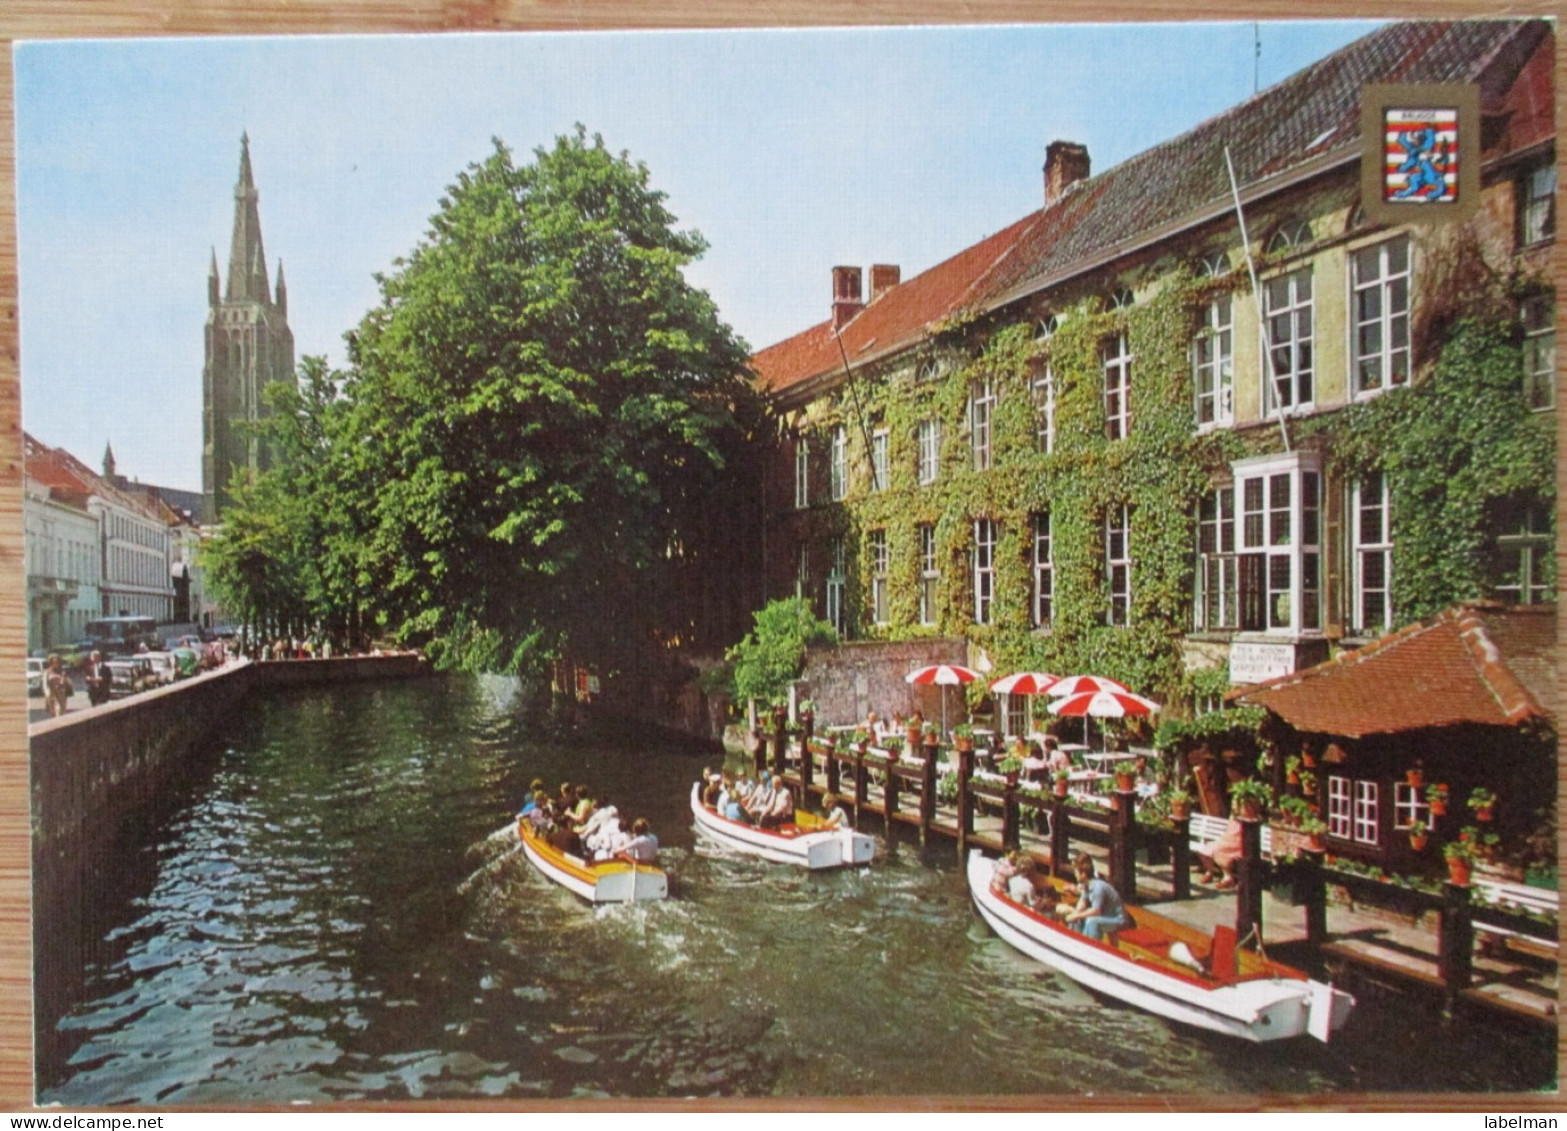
38 675 1556 1103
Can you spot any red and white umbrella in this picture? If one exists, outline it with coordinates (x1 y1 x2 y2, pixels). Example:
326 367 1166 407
988 672 1061 696
905 664 980 733
1048 687 1160 748
905 664 981 686
1046 674 1130 699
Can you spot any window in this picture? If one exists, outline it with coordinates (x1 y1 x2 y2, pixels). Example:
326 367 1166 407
1194 294 1234 427
825 538 846 636
870 429 889 492
1263 268 1314 413
1522 294 1555 411
1108 286 1135 311
1036 313 1059 340
1393 783 1429 831
1195 487 1237 629
973 518 996 625
1234 453 1321 634
1266 220 1312 255
917 419 941 485
1003 695 1029 739
1327 776 1351 840
1032 367 1055 454
1488 496 1554 605
794 439 809 509
970 381 994 471
1353 780 1380 847
1351 237 1412 396
1105 506 1131 627
918 524 939 626
1032 512 1053 627
1518 164 1556 247
1352 471 1394 635
1102 333 1132 441
869 530 888 626
795 542 810 600
829 427 847 501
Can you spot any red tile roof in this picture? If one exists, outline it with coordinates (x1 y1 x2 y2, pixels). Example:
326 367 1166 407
24 432 169 524
751 212 1040 395
1231 604 1556 738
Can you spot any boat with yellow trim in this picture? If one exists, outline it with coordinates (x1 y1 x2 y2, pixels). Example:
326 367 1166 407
690 782 874 868
518 818 668 903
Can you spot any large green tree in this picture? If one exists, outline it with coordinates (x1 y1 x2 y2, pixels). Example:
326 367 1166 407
335 128 754 671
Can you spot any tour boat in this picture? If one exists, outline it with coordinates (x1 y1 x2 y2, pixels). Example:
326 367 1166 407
517 818 668 904
690 783 875 869
967 851 1354 1043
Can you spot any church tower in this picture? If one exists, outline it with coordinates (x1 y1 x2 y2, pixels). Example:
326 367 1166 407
202 133 295 521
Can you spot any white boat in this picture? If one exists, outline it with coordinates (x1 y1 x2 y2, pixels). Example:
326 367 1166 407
518 819 668 903
967 851 1354 1043
690 783 874 869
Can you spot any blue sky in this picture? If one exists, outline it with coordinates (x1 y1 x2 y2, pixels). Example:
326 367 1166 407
15 21 1380 491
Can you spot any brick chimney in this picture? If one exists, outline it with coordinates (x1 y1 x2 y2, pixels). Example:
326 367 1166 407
832 265 864 329
1043 141 1091 208
867 264 901 304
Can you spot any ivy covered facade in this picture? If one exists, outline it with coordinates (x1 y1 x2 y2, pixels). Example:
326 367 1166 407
750 20 1556 735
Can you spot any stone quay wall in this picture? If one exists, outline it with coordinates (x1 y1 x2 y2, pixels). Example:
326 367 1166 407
798 638 969 729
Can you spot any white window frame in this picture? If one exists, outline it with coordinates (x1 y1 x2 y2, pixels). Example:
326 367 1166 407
1105 505 1131 627
1519 164 1556 248
1393 783 1429 831
973 518 996 626
1327 775 1352 840
1102 333 1132 441
1033 366 1056 454
1522 293 1555 411
1263 267 1314 415
869 529 888 626
970 381 994 471
1032 511 1053 628
870 429 889 492
1353 780 1380 847
829 426 848 501
1491 496 1553 606
796 542 810 601
1233 451 1322 636
1350 236 1413 398
825 538 846 636
1193 293 1234 428
918 524 939 626
794 438 810 509
1195 486 1237 630
1352 471 1394 636
917 418 941 485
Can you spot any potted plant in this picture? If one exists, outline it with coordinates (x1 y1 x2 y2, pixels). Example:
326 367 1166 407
850 728 871 755
997 750 1024 787
1467 787 1496 822
797 698 816 729
1299 815 1328 853
1426 783 1449 817
883 734 903 761
1408 820 1429 852
1166 788 1192 821
1229 778 1273 822
952 722 975 753
1284 755 1301 786
1051 768 1070 799
1301 748 1318 770
906 718 924 750
1406 762 1424 789
1114 766 1138 792
1443 839 1476 886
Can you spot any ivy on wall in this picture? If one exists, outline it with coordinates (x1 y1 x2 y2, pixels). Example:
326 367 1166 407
784 224 1554 714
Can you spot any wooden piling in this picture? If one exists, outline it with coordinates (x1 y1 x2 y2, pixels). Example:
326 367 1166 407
1108 787 1136 898
1235 816 1264 949
1169 812 1191 900
955 746 974 856
1437 880 1474 997
918 744 937 845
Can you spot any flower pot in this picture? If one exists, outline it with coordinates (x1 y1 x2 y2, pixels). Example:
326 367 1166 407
1475 805 1493 822
1409 833 1428 852
1052 780 1069 799
954 736 973 753
1004 771 1019 788
1301 752 1317 769
1114 772 1136 792
1429 800 1447 817
1406 769 1424 788
1446 857 1472 886
1238 800 1263 822
1287 771 1300 786
906 726 922 750
1307 833 1326 853
1170 801 1189 821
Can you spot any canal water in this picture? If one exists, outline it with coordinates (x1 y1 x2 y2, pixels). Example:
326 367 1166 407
38 675 1556 1104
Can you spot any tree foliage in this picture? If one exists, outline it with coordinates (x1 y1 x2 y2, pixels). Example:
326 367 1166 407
206 128 755 671
726 597 839 703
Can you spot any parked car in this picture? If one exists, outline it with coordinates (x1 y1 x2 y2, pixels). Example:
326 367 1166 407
105 657 156 698
26 658 44 697
141 651 178 687
169 647 203 678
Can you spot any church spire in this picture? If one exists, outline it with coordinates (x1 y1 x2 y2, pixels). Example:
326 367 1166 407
225 132 271 304
208 247 220 306
275 259 288 317
102 441 116 479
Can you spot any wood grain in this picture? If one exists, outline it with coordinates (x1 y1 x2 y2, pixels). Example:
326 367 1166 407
0 0 1559 1112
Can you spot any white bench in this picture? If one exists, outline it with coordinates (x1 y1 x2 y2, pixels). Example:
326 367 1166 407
1187 812 1274 858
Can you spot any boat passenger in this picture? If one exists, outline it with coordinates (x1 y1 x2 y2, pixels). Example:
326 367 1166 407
1060 854 1130 942
568 785 596 827
526 793 554 833
622 818 659 864
721 788 755 825
759 778 793 829
547 821 585 859
700 768 723 808
820 793 850 830
746 772 776 820
580 802 619 849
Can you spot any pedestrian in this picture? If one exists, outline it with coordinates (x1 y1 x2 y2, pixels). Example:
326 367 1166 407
44 654 71 717
84 650 112 706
